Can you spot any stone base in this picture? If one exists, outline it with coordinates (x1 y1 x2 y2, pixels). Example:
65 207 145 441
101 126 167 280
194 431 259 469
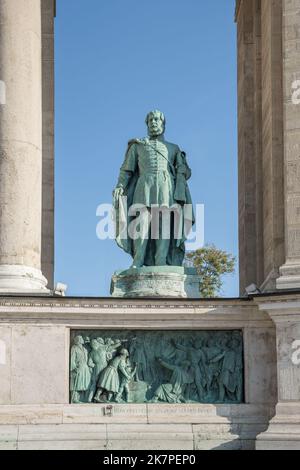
256 403 300 450
0 265 49 294
110 266 201 298
276 263 300 290
0 295 278 450
0 404 273 450
260 269 279 293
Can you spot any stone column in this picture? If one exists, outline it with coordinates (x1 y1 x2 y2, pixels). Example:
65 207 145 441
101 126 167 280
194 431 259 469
41 0 55 291
256 297 300 450
0 0 48 292
260 0 285 291
235 0 285 294
236 0 262 295
276 0 300 290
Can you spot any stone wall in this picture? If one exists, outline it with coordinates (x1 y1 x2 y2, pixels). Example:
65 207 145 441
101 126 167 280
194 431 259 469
0 296 277 449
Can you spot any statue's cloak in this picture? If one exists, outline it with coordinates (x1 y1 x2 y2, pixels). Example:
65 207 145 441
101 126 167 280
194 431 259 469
114 139 195 267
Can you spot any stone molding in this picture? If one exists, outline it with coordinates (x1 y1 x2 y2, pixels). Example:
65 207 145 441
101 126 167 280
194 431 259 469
0 296 274 328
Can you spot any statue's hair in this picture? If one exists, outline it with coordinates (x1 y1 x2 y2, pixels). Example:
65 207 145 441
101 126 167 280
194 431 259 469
145 110 166 127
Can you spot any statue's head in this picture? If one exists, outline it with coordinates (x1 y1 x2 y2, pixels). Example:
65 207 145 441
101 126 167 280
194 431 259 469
74 335 84 346
230 338 240 349
91 339 99 350
181 359 190 368
145 110 165 137
194 338 203 349
120 348 129 357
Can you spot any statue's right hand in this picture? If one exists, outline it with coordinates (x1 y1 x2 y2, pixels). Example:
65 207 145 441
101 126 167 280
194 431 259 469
113 187 124 203
113 186 124 207
112 187 124 209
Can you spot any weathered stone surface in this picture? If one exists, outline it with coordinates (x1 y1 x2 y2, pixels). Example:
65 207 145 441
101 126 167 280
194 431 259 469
11 326 68 405
18 440 108 451
195 439 255 451
0 327 11 405
257 298 300 449
106 439 194 451
106 423 194 450
18 423 107 441
111 267 201 298
63 404 148 424
243 327 277 404
0 405 63 425
0 404 272 450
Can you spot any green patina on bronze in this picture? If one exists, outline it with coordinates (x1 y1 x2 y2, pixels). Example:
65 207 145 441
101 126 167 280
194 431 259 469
113 110 194 269
70 330 244 405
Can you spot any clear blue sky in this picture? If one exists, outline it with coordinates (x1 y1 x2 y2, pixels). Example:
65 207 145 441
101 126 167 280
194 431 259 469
54 0 238 297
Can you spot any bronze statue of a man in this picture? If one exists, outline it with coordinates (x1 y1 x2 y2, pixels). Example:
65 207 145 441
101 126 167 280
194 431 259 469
113 110 194 268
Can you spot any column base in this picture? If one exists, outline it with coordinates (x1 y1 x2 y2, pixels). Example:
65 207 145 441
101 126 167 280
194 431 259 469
0 265 50 294
260 268 279 292
276 263 300 290
256 403 300 450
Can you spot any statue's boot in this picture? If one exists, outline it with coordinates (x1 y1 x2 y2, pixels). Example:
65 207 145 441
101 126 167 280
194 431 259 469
115 394 123 403
94 389 105 403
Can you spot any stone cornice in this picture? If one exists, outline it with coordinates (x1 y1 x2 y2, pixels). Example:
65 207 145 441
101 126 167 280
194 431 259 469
0 290 299 309
0 295 251 310
0 295 273 328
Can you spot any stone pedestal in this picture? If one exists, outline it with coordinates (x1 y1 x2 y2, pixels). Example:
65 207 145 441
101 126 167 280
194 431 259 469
0 295 277 450
0 0 49 293
0 404 274 450
110 266 201 298
256 296 300 450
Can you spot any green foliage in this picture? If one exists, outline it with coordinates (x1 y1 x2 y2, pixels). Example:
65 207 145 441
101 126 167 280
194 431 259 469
185 245 236 298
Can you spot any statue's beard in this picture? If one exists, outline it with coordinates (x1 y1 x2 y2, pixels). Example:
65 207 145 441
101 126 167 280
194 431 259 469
148 126 164 137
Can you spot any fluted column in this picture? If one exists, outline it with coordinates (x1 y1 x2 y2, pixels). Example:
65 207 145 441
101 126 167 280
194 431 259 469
0 0 48 292
276 0 300 290
41 0 55 291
